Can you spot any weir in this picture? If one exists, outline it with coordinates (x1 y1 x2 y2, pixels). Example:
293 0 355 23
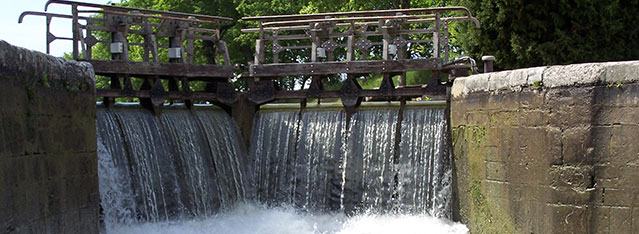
5 1 639 231
6 1 482 233
92 101 458 233
7 1 481 233
96 105 247 231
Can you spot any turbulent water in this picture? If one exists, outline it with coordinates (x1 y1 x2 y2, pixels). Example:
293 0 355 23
97 104 461 234
249 105 452 217
106 202 468 234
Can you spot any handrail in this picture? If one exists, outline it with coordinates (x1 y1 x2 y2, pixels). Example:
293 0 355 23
260 14 435 26
45 0 233 22
242 6 479 27
19 11 91 23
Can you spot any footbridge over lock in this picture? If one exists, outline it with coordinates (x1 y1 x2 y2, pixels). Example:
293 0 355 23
19 0 483 114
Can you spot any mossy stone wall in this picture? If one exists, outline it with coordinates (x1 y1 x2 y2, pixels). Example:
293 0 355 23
0 41 99 233
451 61 639 233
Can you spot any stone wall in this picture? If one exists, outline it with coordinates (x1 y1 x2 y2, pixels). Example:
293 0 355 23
0 41 99 233
450 61 639 233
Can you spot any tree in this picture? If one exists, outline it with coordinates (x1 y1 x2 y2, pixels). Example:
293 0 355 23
92 0 455 90
454 0 639 70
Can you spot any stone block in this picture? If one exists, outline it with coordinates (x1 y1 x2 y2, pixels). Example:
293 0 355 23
610 207 633 234
550 165 594 192
514 184 552 203
524 66 546 87
607 126 639 166
466 111 490 126
543 62 606 88
518 110 549 127
561 126 594 164
490 111 519 127
518 89 546 110
451 77 467 99
484 146 501 162
486 161 506 181
484 128 502 148
510 200 548 234
591 188 633 207
464 73 491 94
463 92 491 111
550 186 593 205
602 60 639 84
488 70 512 92
548 103 593 129
594 83 639 108
617 166 639 189
506 69 529 92
2 113 27 157
591 206 610 233
595 106 639 125
505 163 550 186
547 204 590 233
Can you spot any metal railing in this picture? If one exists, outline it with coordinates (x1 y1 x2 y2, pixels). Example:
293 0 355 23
240 7 480 107
19 0 238 111
241 7 479 69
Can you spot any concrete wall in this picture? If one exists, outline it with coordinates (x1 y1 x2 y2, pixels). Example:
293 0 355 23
0 41 99 233
450 61 639 233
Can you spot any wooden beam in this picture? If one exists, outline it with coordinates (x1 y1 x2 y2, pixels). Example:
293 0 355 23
84 60 233 78
97 89 220 100
249 58 441 77
242 6 477 24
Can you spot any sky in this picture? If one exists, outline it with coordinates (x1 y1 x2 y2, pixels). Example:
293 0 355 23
0 0 121 57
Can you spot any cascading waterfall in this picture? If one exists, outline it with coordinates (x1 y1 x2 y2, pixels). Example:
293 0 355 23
250 110 300 205
293 109 347 211
98 103 464 234
248 104 452 217
395 107 451 218
341 107 399 213
97 106 247 232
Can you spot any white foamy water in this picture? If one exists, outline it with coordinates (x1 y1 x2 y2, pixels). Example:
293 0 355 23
107 203 468 234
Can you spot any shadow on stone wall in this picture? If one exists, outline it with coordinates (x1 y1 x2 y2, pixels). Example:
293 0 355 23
0 40 99 233
451 61 639 233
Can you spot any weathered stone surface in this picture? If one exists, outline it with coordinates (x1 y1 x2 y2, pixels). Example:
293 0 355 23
453 60 639 97
543 63 606 88
0 40 98 233
452 61 639 234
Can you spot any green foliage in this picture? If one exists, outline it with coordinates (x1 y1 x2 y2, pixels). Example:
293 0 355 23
112 0 448 91
358 70 435 89
454 0 639 70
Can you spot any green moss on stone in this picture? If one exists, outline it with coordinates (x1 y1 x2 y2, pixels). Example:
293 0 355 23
470 126 487 147
454 124 515 233
533 81 543 88
24 82 35 101
40 74 50 88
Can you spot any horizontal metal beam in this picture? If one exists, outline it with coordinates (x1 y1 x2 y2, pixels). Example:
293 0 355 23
248 59 441 77
243 7 477 26
84 60 233 79
272 87 446 100
97 89 219 100
45 0 232 22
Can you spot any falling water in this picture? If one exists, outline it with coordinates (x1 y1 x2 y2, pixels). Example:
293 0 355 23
249 110 300 205
248 104 453 217
98 103 463 234
341 107 399 212
249 108 347 210
395 107 451 218
97 106 247 232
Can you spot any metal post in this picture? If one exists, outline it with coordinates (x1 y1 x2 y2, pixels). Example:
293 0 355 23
71 4 79 60
482 55 495 73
